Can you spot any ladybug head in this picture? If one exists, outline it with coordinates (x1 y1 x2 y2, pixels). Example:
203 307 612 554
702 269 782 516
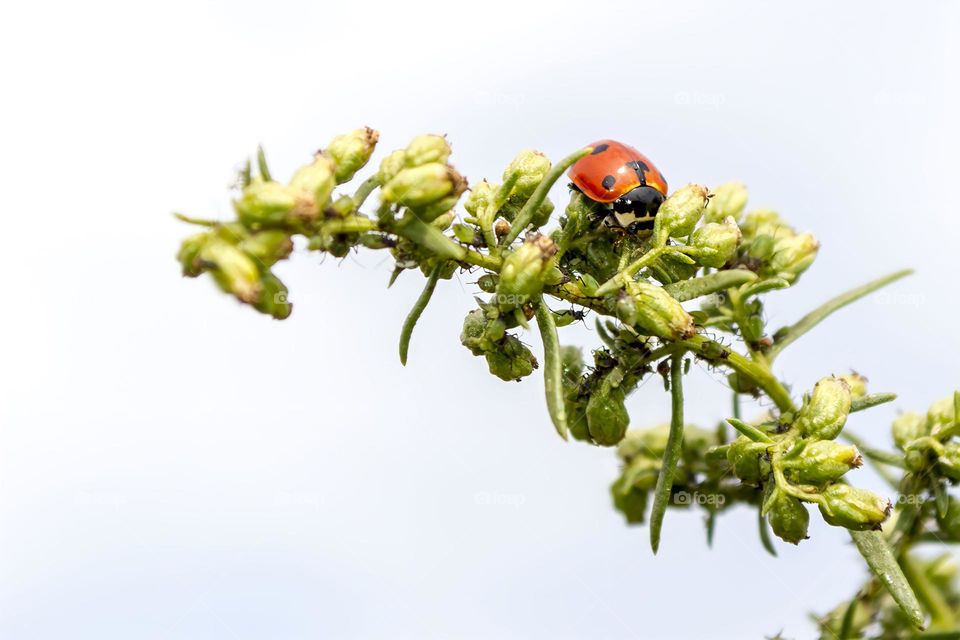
612 185 665 218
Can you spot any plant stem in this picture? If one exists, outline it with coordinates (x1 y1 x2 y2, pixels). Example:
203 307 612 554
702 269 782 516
352 175 381 210
650 353 685 554
398 263 443 366
768 269 913 360
535 297 568 440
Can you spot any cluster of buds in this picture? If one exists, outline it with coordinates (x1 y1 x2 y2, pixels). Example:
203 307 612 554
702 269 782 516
736 208 819 284
724 376 891 544
378 134 467 223
459 305 538 382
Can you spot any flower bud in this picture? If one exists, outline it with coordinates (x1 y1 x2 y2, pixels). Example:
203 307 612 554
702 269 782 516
937 443 960 481
586 383 629 446
767 233 819 283
252 270 292 319
928 395 957 427
782 440 863 484
795 377 852 440
765 486 810 544
178 232 210 277
404 134 451 167
200 239 262 304
704 182 748 224
936 496 960 539
484 334 538 381
459 309 502 355
325 127 379 183
380 163 467 212
503 149 551 199
288 155 337 218
611 473 649 524
622 281 695 341
377 149 406 185
818 484 891 531
726 436 771 483
234 180 297 226
652 183 708 244
689 216 742 268
740 209 792 241
463 179 497 217
892 411 927 450
238 230 293 267
839 373 868 399
496 233 558 310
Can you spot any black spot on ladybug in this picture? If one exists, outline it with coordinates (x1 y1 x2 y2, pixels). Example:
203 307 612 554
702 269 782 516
625 160 650 183
591 143 609 155
601 175 616 190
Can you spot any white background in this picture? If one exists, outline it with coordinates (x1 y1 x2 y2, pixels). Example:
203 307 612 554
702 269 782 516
1 1 958 638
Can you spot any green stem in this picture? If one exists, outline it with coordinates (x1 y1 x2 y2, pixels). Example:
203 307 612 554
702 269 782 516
663 269 758 303
650 353 685 554
352 175 381 210
323 217 378 234
500 147 593 247
394 214 501 271
768 269 913 360
534 298 568 440
398 263 443 365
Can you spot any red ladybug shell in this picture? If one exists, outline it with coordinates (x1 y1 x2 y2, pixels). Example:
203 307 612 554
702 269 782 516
567 140 668 203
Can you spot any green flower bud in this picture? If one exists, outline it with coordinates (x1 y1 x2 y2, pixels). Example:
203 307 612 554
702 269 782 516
892 412 928 451
936 496 960 539
782 440 863 484
928 395 957 427
765 485 810 544
652 183 708 244
586 382 629 446
404 134 451 167
795 377 852 440
200 238 262 304
380 163 467 212
234 180 298 226
484 333 538 381
611 473 648 524
937 443 960 481
767 232 819 283
178 232 210 277
839 372 868 399
726 436 771 483
818 484 891 531
689 216 742 268
252 270 292 319
622 280 696 341
325 127 379 183
740 209 792 241
495 233 558 310
377 149 407 185
288 155 337 218
459 309 501 355
704 182 748 224
463 179 497 217
503 149 551 198
238 230 293 267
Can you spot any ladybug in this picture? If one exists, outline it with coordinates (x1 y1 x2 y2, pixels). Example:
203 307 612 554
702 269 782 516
567 139 668 232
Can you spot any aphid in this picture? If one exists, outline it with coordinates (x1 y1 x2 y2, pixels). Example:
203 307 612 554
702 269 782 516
568 139 668 233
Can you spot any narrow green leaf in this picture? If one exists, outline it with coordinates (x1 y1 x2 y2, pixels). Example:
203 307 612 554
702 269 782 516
535 299 568 440
705 509 717 547
740 276 790 298
768 269 913 360
650 354 685 554
850 392 897 413
849 530 926 630
256 145 272 182
500 146 593 247
758 509 778 557
838 597 858 640
662 269 757 302
398 263 443 365
726 417 774 443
